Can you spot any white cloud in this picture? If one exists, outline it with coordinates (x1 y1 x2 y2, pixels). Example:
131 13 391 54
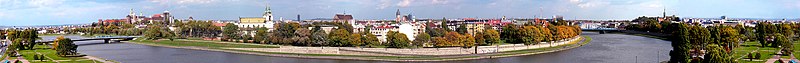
576 1 609 8
148 0 219 5
569 0 582 3
28 0 65 8
377 0 391 9
431 0 449 4
397 0 413 7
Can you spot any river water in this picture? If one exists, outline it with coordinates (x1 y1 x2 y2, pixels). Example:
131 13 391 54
39 32 672 63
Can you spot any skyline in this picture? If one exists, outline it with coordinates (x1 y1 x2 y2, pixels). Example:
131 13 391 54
1 0 800 26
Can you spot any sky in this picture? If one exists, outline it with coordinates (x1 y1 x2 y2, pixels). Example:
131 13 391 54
1 0 799 26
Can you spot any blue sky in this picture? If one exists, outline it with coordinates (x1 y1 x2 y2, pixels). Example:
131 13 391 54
1 0 799 26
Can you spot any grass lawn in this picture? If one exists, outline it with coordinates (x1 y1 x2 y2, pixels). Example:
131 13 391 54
16 45 101 63
734 41 780 63
130 39 279 48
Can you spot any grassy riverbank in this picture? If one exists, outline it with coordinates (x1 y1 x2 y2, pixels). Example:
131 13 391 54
11 45 106 63
126 36 591 61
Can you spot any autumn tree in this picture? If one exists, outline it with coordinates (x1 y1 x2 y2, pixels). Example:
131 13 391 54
484 29 502 45
328 29 350 46
349 33 364 47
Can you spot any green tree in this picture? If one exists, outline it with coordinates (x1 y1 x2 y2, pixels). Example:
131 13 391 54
294 28 312 46
52 36 77 56
775 34 793 55
441 17 451 31
668 23 690 63
222 23 239 41
254 27 269 43
501 24 520 44
456 24 468 34
756 22 776 47
387 31 411 48
702 45 736 63
364 32 381 47
310 29 329 46
413 32 431 47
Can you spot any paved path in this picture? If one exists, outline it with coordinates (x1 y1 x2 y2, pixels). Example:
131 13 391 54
84 56 114 63
223 36 582 56
16 57 30 63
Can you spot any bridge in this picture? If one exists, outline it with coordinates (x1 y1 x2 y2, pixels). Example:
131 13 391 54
36 36 140 44
575 20 627 34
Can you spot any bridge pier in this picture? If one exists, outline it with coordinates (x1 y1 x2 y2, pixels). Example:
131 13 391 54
104 39 110 43
599 31 606 34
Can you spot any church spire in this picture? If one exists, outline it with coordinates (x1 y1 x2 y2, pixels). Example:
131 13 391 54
264 4 273 21
396 9 400 15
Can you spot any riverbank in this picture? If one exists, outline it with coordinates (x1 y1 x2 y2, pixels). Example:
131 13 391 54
124 36 591 61
9 45 117 63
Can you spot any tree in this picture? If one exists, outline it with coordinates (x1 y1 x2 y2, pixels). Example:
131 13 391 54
461 34 476 47
717 25 740 48
364 32 381 47
501 24 521 44
349 33 364 47
310 29 329 46
328 29 350 46
412 32 431 47
702 45 736 63
441 17 451 31
294 28 312 46
484 29 502 45
776 34 793 55
456 24 468 34
474 32 486 46
387 31 411 48
274 22 301 44
519 26 543 45
756 22 777 47
668 23 690 63
15 29 40 50
254 27 269 43
222 23 239 41
52 36 77 56
7 39 22 56
434 32 472 47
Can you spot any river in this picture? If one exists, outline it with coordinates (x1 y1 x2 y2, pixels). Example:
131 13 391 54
39 32 672 63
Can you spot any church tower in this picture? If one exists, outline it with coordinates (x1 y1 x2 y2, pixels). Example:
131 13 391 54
264 4 274 22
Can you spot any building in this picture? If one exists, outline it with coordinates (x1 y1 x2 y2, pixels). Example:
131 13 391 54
395 9 414 23
333 14 353 23
236 4 276 35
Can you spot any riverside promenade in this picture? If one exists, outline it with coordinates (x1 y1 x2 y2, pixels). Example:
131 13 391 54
224 36 583 56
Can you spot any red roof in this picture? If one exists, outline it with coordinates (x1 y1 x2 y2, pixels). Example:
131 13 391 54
213 22 227 27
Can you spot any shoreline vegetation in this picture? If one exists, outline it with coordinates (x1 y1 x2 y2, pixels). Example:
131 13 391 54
123 36 590 61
